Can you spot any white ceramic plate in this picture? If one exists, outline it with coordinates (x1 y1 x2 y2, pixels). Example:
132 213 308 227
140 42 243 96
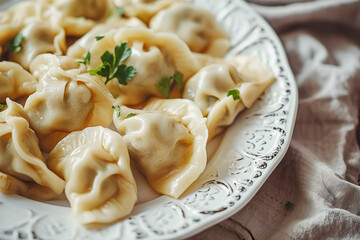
0 0 298 239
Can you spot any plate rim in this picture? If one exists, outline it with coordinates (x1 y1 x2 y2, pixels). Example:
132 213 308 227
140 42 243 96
178 0 298 237
0 0 298 239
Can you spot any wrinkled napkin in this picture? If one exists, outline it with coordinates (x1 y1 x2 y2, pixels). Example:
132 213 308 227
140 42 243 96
191 0 360 239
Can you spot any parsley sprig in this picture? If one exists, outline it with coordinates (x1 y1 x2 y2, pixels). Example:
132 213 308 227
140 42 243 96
125 113 136 118
0 104 4 111
89 43 137 85
95 36 104 41
227 89 240 101
157 72 183 99
6 33 24 53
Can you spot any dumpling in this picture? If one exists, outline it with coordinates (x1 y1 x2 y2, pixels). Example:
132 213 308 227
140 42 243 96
226 56 276 108
0 98 65 201
0 98 29 123
88 27 199 106
0 1 63 32
113 0 178 24
183 63 246 140
67 17 146 59
150 3 230 57
183 56 275 140
25 54 113 152
48 126 137 226
0 1 95 38
7 22 66 70
0 1 62 58
192 52 224 69
43 0 113 21
0 61 37 103
113 98 208 198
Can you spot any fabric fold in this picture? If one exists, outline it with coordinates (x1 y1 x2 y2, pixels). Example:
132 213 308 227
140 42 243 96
191 0 360 239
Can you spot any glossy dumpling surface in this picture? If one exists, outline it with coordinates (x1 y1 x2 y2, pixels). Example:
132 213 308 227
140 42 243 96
0 1 62 43
114 0 177 23
113 98 207 198
48 126 137 226
88 27 199 106
184 63 244 112
226 56 275 108
183 57 274 140
25 54 113 152
7 22 66 70
150 3 230 57
0 1 95 38
0 98 65 201
67 17 146 59
0 61 37 103
46 0 112 21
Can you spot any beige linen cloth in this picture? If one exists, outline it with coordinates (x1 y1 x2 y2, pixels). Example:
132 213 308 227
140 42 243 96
191 0 360 239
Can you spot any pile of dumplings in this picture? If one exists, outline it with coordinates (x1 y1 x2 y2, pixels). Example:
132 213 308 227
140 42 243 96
0 0 275 226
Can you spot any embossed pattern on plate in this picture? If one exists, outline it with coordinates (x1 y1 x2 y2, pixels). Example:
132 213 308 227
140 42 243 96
0 0 298 239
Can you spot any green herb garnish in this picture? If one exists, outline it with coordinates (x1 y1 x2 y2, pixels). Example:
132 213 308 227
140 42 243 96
95 36 104 41
227 89 240 101
285 201 294 210
109 6 124 18
6 33 24 53
89 43 137 85
125 113 136 118
173 72 183 92
156 72 184 98
77 51 91 65
112 106 121 118
157 77 172 99
0 104 4 111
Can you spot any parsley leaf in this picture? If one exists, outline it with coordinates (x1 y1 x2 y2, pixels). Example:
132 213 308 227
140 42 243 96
0 104 4 111
113 64 137 85
109 6 124 18
95 36 104 41
126 113 137 118
285 201 294 210
6 33 24 53
89 43 137 85
77 51 91 65
173 72 184 92
156 72 184 98
112 106 121 118
157 77 172 99
227 89 240 101
114 43 132 64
